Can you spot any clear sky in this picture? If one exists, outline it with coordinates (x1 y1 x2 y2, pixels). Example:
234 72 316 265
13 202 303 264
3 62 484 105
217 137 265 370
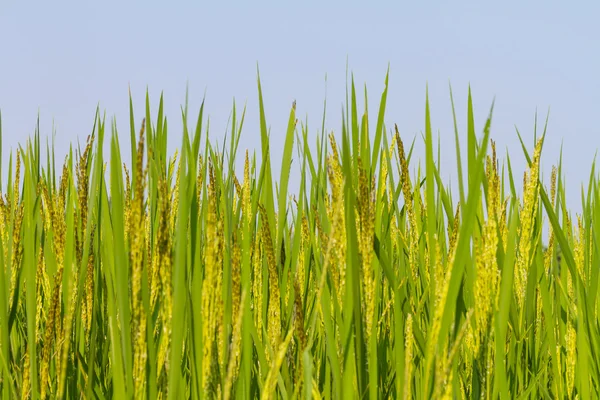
1 2 599 212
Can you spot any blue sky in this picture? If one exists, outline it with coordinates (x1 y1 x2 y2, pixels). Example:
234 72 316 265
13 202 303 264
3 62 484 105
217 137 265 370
1 2 599 211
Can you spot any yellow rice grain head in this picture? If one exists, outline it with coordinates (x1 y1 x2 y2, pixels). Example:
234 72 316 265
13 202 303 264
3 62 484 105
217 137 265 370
293 277 307 391
40 267 62 399
514 139 542 308
223 290 248 400
242 150 252 226
432 345 450 399
231 229 242 329
470 148 501 354
58 264 79 398
297 216 310 302
84 226 95 335
202 160 221 394
0 194 10 258
395 125 419 286
448 204 460 258
56 158 69 261
75 133 93 264
10 153 23 296
544 166 558 275
35 247 49 344
326 133 346 307
155 175 174 385
169 151 181 233
215 213 225 372
425 239 452 383
252 232 264 343
14 150 21 209
40 158 70 400
8 151 24 302
131 119 148 398
259 204 282 364
9 203 24 306
21 346 30 400
403 314 414 400
473 219 499 354
357 159 376 342
566 320 576 398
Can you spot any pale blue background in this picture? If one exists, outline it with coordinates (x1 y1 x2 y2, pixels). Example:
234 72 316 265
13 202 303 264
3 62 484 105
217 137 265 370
1 2 599 214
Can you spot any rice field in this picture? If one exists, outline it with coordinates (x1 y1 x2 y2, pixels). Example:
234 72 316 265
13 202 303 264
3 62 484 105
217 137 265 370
0 73 597 399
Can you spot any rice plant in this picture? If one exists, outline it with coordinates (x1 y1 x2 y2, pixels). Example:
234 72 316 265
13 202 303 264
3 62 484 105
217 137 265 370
0 71 598 399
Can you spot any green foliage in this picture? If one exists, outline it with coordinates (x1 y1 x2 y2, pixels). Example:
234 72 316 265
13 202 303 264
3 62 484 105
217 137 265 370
0 73 596 399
